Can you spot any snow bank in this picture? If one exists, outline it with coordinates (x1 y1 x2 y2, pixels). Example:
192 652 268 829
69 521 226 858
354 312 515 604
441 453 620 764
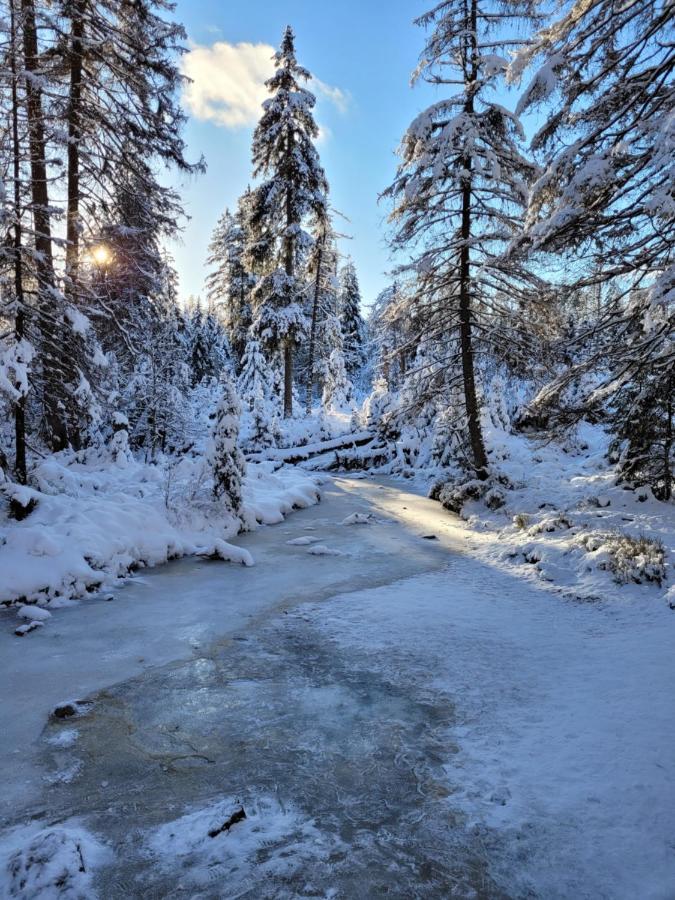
433 422 674 606
0 453 320 611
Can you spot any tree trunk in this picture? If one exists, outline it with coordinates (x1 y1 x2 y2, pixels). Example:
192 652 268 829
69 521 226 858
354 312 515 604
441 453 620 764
283 137 294 418
65 0 85 297
283 341 293 418
305 232 325 414
458 0 488 479
22 0 68 451
10 0 26 483
663 378 672 501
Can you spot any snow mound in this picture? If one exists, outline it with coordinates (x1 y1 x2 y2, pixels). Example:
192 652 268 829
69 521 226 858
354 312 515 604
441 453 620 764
198 539 254 567
341 512 373 525
16 605 52 622
286 536 321 546
307 545 346 557
145 795 339 890
0 821 111 900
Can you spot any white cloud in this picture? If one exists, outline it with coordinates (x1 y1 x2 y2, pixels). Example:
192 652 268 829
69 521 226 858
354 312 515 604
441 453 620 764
182 40 349 130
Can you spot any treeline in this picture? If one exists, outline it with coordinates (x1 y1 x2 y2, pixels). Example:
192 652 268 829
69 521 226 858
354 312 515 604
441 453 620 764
366 0 673 501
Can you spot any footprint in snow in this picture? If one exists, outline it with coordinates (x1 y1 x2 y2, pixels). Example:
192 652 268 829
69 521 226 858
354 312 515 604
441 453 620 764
286 536 321 546
307 545 346 557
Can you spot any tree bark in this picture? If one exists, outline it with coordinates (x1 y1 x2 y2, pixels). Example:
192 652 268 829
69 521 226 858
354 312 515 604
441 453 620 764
283 341 293 418
458 0 489 479
10 0 27 483
663 376 672 501
305 231 325 414
22 0 68 451
282 135 294 418
65 0 86 298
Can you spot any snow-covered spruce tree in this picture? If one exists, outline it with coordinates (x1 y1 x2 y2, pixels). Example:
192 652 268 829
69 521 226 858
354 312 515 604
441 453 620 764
207 372 246 520
245 26 329 418
384 0 542 479
0 0 32 482
237 337 280 450
10 0 82 452
122 256 192 457
205 195 256 370
511 0 674 499
338 261 366 382
610 367 673 501
305 213 340 412
187 303 229 386
321 314 353 411
367 283 417 392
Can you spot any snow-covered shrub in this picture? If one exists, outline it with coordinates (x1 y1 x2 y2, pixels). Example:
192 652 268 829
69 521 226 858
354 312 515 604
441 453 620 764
430 474 512 516
109 412 132 468
513 513 530 530
207 373 246 521
527 513 574 535
577 531 667 587
430 478 489 515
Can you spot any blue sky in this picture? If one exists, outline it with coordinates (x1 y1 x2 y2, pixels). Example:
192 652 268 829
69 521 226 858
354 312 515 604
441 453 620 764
169 0 437 309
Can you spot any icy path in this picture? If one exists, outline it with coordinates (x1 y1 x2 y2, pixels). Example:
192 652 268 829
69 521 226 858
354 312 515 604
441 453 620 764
1 476 674 899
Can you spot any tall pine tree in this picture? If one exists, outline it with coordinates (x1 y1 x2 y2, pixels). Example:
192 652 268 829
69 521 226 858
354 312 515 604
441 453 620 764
384 0 542 478
245 26 329 418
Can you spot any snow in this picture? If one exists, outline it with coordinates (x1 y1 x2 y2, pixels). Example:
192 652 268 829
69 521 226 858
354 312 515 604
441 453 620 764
16 605 51 622
0 821 111 900
457 421 675 607
286 535 321 545
306 544 345 557
0 453 320 612
0 474 671 896
341 512 373 525
146 794 340 890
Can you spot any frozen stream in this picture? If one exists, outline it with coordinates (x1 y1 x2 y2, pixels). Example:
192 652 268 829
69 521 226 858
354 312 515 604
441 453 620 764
0 476 488 896
2 475 674 899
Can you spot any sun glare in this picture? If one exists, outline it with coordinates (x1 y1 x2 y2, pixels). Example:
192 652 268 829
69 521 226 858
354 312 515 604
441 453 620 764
91 244 111 266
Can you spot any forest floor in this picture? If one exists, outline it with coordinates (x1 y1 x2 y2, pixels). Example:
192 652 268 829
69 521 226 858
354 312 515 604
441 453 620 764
1 474 673 899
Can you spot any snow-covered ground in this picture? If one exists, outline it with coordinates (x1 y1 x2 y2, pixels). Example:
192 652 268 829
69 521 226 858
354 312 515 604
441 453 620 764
390 421 673 609
1 474 672 898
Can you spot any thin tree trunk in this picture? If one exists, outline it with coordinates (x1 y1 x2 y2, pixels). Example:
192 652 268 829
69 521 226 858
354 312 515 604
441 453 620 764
664 379 672 501
305 231 325 414
65 0 85 297
283 139 294 418
283 343 293 418
458 0 488 479
10 0 26 483
22 0 68 451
